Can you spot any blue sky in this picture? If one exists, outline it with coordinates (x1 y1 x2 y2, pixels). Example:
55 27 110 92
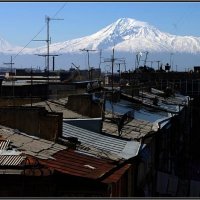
0 2 200 48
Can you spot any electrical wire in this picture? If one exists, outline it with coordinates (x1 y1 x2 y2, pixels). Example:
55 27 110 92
12 25 46 60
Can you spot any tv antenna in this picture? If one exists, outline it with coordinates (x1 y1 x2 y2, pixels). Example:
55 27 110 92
103 48 125 101
98 49 104 79
3 56 15 100
80 48 96 80
33 15 63 72
35 54 61 71
33 15 63 98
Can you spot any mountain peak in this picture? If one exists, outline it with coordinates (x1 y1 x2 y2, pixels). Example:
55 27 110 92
98 17 157 40
115 17 150 28
1 17 200 56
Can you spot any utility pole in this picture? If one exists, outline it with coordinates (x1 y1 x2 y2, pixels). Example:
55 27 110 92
117 63 121 87
4 56 15 100
170 53 174 71
45 16 63 72
71 63 81 80
80 48 96 80
4 56 14 74
143 51 149 67
154 60 160 70
103 48 125 101
30 67 33 107
33 15 63 99
36 54 60 72
104 48 115 95
99 49 103 79
135 52 142 69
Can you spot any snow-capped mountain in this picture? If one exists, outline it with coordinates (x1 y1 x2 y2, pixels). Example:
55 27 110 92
0 35 32 54
1 18 200 55
26 17 200 55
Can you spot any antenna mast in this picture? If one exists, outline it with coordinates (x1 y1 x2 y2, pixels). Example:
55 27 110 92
4 56 15 100
99 49 103 79
45 16 63 72
33 15 63 99
80 48 96 80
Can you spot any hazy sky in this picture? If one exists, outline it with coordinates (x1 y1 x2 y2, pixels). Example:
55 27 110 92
0 2 200 48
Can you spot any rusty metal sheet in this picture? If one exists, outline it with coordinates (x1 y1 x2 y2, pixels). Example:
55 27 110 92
102 163 132 184
39 149 117 180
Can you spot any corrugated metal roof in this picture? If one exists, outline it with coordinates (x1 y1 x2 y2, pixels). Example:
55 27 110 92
0 155 26 166
0 127 67 160
62 122 141 160
0 126 133 180
0 139 26 166
151 88 190 105
121 91 186 114
39 149 117 180
0 140 10 150
0 127 117 179
138 90 187 113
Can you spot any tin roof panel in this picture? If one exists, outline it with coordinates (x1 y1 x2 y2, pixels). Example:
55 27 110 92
0 155 26 166
39 149 117 179
62 122 141 160
0 140 10 150
0 126 67 160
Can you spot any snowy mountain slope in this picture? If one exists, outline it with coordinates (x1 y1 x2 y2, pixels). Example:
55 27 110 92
0 35 33 54
1 18 200 55
29 17 200 54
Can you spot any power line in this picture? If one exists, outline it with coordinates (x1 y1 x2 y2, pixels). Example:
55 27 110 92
52 3 67 18
13 25 46 60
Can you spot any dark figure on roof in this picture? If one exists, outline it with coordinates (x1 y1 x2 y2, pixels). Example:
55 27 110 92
164 87 174 98
118 111 134 136
153 97 159 106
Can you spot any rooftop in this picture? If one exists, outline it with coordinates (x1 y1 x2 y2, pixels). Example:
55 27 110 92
0 125 131 181
0 125 67 160
62 122 141 161
24 99 86 119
